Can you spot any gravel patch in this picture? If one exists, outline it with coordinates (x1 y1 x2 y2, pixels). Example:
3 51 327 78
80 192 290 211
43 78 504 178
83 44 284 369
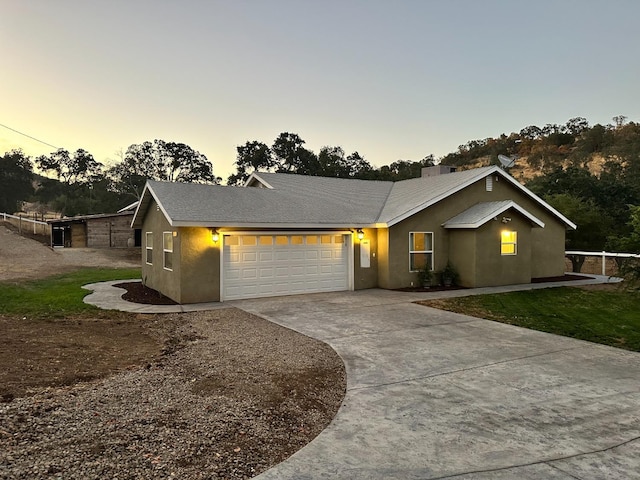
0 309 346 479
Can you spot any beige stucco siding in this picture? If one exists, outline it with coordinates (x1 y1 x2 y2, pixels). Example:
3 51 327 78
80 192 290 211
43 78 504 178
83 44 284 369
179 227 220 303
354 228 378 290
383 173 568 289
141 199 182 303
473 214 532 287
448 230 476 287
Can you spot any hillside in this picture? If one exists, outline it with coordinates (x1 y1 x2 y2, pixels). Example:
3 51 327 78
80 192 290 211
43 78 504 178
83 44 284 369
439 116 637 182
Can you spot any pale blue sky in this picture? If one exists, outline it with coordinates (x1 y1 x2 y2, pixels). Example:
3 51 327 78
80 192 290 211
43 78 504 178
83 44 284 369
2 0 638 181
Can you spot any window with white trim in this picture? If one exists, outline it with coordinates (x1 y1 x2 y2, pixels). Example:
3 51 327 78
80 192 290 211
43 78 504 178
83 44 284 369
501 231 517 255
163 231 173 270
409 232 433 271
145 232 153 264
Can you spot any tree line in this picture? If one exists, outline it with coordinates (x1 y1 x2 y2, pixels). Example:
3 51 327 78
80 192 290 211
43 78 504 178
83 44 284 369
226 132 435 185
1 118 639 260
0 134 435 217
0 140 220 217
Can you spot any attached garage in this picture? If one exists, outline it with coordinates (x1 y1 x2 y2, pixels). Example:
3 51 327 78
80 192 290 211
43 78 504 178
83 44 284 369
222 233 351 300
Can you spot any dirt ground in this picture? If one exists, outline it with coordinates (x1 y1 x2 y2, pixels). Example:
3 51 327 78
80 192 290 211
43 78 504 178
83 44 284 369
0 226 346 479
0 223 140 282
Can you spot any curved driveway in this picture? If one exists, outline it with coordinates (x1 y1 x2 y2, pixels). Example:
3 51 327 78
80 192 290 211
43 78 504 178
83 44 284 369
231 283 640 479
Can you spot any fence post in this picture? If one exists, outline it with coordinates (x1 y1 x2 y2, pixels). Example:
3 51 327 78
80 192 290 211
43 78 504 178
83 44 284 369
602 251 606 276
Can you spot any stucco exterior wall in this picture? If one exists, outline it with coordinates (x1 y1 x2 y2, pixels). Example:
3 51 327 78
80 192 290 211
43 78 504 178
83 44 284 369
383 172 568 289
448 230 476 287
354 227 379 290
141 200 182 303
179 227 220 303
473 214 532 287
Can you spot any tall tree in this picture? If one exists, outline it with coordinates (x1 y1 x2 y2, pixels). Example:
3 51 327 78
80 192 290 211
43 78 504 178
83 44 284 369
36 148 102 185
108 139 220 199
0 150 33 213
34 148 106 216
272 132 316 173
227 141 274 186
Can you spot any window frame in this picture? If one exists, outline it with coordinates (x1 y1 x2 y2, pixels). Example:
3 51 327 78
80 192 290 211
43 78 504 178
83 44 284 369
501 231 517 256
145 232 153 265
409 231 434 272
163 231 174 271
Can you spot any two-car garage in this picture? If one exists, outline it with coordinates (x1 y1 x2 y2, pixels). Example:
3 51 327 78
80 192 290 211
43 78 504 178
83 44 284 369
222 233 351 300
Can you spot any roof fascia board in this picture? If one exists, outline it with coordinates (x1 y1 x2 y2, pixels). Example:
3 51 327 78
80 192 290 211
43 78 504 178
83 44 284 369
131 182 175 228
170 221 374 229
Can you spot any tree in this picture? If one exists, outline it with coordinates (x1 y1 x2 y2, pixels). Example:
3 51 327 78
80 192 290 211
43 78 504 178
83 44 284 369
0 150 33 213
272 132 316 173
36 148 102 185
607 205 640 288
227 141 274 186
109 139 220 200
34 148 106 216
545 193 612 272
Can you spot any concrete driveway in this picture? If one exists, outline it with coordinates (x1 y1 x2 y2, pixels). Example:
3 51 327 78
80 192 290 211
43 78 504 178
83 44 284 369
232 288 640 479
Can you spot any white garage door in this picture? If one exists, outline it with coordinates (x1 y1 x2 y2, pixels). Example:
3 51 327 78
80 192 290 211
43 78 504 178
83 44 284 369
223 233 349 300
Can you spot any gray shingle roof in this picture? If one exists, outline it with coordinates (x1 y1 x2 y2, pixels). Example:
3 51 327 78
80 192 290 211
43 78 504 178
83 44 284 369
131 166 575 229
377 167 495 225
141 175 390 227
442 200 545 228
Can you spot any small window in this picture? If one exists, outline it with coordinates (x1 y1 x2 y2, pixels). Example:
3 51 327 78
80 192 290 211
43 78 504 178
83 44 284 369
145 232 153 265
321 235 331 244
163 232 173 270
259 235 273 245
306 235 317 244
226 235 239 246
334 235 344 244
409 232 433 271
501 231 517 255
275 235 288 245
242 236 257 246
291 235 304 245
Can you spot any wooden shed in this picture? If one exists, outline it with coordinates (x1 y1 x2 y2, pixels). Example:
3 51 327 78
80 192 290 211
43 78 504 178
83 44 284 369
48 212 141 248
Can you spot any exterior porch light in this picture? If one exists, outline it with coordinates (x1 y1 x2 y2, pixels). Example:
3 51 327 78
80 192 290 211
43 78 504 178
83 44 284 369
356 229 365 240
211 229 220 243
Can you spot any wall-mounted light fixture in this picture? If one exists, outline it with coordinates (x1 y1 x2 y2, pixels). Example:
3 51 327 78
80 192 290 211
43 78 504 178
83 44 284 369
211 229 220 243
356 229 365 240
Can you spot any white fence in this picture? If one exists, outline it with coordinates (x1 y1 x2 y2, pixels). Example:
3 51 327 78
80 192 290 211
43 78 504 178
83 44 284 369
566 250 640 276
1 212 51 236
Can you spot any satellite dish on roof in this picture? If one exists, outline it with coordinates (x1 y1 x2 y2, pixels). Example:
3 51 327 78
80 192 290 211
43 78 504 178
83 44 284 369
498 154 516 169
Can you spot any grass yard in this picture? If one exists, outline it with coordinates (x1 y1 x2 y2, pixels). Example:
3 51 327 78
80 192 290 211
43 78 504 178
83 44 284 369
0 268 140 318
419 286 640 352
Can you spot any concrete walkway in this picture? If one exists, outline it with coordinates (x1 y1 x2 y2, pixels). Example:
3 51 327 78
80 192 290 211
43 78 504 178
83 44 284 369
82 275 640 479
83 274 615 313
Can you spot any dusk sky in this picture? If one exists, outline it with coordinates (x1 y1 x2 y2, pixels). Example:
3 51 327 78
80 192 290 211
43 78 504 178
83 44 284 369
2 1 639 182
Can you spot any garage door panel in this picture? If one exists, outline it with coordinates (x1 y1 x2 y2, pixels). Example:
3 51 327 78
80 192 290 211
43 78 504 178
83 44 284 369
242 252 257 262
259 252 273 261
224 234 349 300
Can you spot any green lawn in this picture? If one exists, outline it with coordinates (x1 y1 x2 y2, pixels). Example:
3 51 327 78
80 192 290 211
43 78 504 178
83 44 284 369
0 268 140 318
421 286 640 352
